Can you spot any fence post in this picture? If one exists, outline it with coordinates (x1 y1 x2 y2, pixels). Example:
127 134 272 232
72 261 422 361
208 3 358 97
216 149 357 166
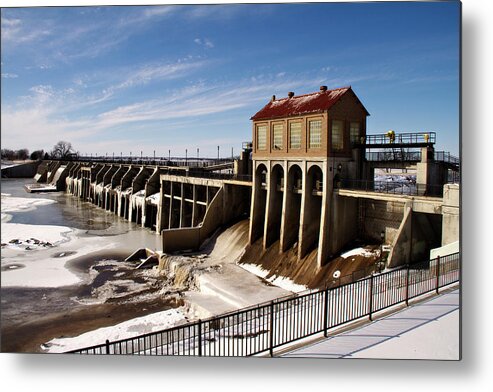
323 288 329 337
368 274 374 321
269 301 275 357
105 339 110 355
198 319 202 357
405 265 410 306
436 255 441 294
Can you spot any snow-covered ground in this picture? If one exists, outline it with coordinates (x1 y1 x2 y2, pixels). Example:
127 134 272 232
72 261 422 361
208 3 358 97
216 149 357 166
43 307 188 353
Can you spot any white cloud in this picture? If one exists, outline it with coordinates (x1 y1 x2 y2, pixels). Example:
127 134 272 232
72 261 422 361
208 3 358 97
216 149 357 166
1 63 330 154
1 73 18 78
1 16 52 44
194 38 214 48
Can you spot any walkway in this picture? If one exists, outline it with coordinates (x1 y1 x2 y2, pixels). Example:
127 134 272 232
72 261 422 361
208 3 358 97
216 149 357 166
280 288 460 360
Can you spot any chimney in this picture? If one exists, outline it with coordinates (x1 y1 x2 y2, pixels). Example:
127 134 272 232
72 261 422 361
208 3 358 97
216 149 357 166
288 91 295 98
320 85 327 92
271 95 276 102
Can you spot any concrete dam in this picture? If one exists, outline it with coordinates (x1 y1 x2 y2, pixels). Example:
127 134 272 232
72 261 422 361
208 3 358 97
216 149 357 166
31 151 458 288
27 87 460 286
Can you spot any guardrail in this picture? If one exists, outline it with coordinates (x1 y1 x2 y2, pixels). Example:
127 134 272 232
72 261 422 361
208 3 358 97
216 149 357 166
366 151 422 162
68 252 459 356
364 132 436 145
52 156 235 168
365 150 459 167
339 178 445 197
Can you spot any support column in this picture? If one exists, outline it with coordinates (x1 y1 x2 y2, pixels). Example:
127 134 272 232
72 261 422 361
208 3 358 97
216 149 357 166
168 181 174 229
263 163 284 249
192 184 197 227
179 183 185 228
317 162 331 268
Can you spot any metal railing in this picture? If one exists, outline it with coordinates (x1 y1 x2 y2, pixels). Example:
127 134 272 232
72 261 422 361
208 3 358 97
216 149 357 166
366 150 459 167
53 155 235 168
366 151 422 162
339 178 444 197
435 151 460 166
186 171 252 182
68 252 459 356
364 132 436 145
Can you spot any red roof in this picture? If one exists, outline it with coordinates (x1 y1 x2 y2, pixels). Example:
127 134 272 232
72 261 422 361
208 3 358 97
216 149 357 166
250 86 368 121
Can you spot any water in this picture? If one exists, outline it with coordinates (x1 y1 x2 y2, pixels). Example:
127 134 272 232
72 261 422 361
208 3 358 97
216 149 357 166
1 178 169 352
1 178 161 248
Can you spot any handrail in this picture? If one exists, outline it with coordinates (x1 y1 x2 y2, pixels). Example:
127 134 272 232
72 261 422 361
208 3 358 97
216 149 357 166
67 252 459 356
364 132 436 145
338 178 445 197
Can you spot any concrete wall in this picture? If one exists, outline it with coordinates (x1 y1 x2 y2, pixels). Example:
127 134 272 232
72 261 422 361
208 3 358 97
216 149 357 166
388 205 412 268
162 187 224 252
326 193 359 255
360 199 405 244
1 161 41 178
442 183 460 245
388 204 443 268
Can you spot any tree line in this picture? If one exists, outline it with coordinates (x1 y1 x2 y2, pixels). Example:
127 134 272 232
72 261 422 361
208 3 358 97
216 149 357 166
1 141 76 161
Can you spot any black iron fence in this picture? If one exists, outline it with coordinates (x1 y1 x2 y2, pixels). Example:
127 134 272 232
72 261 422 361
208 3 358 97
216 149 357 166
68 252 459 356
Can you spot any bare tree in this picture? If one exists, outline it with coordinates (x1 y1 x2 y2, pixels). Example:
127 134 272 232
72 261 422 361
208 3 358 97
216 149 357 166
51 141 74 159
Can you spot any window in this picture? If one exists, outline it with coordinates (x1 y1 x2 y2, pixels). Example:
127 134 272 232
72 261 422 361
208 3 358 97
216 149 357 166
289 122 302 149
350 122 360 144
257 125 267 150
272 124 283 150
331 120 344 150
308 120 322 149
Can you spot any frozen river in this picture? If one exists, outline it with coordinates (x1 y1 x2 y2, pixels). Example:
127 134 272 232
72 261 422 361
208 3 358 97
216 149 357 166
1 178 177 353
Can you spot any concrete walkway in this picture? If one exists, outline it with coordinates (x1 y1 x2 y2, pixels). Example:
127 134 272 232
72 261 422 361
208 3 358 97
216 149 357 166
280 288 460 360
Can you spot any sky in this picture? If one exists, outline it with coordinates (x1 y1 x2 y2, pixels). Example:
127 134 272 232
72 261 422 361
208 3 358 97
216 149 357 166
1 1 461 158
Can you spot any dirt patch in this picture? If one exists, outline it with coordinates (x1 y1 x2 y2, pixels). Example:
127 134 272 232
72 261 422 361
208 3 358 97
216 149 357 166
239 239 383 290
1 296 184 353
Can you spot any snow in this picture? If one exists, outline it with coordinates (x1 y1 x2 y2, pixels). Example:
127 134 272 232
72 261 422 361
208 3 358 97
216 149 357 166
238 262 309 293
1 191 113 287
133 189 145 197
43 307 188 353
1 193 56 214
146 192 160 205
1 222 71 249
340 247 376 259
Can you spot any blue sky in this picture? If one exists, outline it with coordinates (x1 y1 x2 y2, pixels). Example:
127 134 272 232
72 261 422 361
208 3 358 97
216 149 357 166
1 1 460 157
